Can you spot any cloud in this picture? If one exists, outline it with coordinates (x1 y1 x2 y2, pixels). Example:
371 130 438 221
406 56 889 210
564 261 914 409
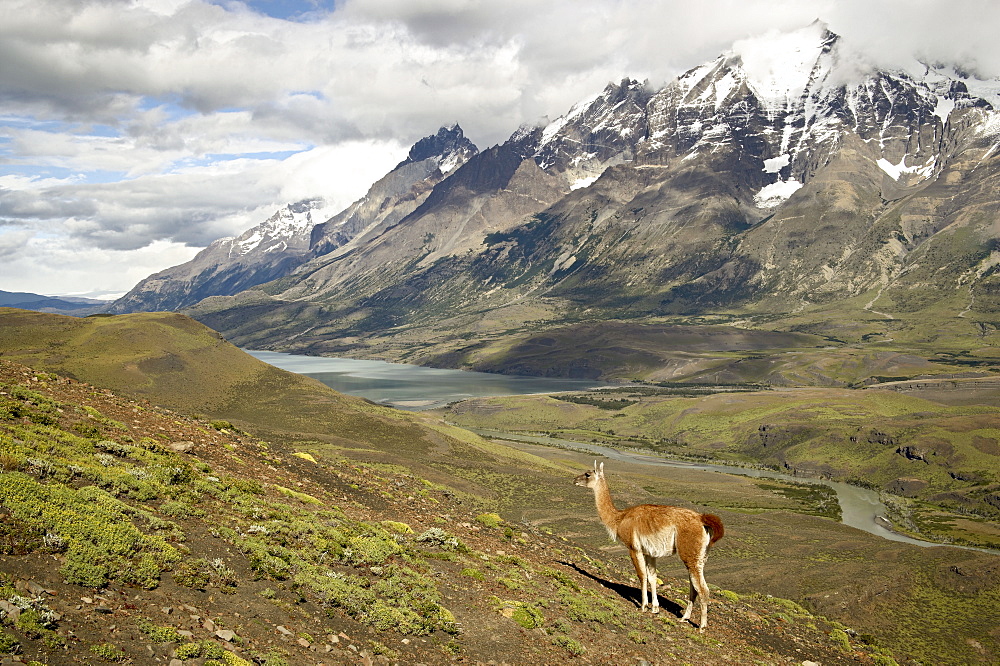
1 139 405 251
824 0 1000 79
0 235 201 298
0 0 824 147
0 228 33 259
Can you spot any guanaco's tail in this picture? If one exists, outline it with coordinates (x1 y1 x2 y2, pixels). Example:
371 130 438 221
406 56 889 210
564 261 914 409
701 513 725 547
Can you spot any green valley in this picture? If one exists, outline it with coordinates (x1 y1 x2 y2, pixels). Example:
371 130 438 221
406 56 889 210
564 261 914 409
0 308 998 665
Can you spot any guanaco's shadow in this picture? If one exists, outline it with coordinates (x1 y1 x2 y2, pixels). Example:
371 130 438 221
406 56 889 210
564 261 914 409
559 560 685 618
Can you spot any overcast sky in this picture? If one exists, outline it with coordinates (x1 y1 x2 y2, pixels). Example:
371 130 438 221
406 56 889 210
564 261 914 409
3 0 1000 298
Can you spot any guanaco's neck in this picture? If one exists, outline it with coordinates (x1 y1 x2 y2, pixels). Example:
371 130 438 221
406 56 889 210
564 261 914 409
592 478 622 529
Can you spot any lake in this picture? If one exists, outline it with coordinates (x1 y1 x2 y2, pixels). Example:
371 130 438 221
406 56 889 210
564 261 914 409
246 350 603 410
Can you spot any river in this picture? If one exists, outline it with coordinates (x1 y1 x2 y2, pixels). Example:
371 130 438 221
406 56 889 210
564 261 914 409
467 430 952 548
248 350 984 551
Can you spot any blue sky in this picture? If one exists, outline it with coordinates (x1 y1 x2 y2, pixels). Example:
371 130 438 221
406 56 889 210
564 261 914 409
230 0 337 20
2 0 999 298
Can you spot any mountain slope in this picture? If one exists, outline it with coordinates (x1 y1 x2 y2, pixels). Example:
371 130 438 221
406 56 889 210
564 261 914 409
169 23 999 369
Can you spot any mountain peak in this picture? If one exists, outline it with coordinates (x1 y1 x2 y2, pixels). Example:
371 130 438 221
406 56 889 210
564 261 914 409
396 124 479 171
726 21 836 110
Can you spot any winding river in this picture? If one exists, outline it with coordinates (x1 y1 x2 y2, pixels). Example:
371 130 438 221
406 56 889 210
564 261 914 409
248 350 983 551
468 430 944 549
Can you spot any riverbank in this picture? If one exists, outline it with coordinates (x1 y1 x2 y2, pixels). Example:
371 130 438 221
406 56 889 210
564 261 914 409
468 426 976 550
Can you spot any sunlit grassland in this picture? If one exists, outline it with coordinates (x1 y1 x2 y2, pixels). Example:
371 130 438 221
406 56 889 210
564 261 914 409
442 386 1000 548
0 308 490 465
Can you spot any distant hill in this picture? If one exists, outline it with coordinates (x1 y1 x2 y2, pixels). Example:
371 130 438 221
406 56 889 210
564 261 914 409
0 289 109 316
0 307 450 456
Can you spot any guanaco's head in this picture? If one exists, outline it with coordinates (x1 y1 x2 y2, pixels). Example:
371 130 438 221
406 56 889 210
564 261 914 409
574 460 604 488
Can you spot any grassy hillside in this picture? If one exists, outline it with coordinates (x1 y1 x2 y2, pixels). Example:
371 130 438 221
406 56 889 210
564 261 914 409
0 307 372 418
0 308 490 475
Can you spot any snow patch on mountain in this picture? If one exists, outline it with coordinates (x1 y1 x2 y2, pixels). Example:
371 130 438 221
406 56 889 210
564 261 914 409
570 175 600 190
540 92 603 147
223 199 331 258
438 151 464 175
976 110 1000 139
932 96 956 125
763 155 790 173
754 179 803 208
877 156 936 182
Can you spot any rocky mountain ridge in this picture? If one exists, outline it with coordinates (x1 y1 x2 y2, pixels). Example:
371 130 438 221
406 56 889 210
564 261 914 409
117 23 1000 367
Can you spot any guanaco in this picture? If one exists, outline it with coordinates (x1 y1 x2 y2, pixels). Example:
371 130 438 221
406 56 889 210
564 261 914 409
575 461 724 630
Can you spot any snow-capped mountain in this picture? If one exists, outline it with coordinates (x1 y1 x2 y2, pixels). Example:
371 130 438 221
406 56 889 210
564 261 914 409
531 77 652 187
110 125 477 313
309 124 478 257
108 198 329 314
131 23 1000 363
228 199 330 259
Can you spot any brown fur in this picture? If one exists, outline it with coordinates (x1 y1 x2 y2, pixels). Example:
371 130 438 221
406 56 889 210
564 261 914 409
574 461 724 631
701 512 725 546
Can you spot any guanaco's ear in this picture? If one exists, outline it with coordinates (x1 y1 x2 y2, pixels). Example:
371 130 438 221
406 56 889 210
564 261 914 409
598 461 604 477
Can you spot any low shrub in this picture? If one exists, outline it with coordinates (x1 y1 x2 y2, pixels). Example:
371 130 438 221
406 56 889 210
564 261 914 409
552 635 586 655
414 528 466 552
137 618 183 643
510 604 544 629
173 558 211 590
0 473 179 589
0 631 19 654
90 643 126 662
830 628 851 652
474 513 503 529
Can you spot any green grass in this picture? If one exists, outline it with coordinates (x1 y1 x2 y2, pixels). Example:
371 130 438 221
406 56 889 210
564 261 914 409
444 387 1000 542
0 365 463 639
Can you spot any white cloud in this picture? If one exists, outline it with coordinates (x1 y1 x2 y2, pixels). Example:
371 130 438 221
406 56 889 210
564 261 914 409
0 235 201 297
274 139 408 204
0 139 404 252
824 0 1000 79
0 228 34 259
